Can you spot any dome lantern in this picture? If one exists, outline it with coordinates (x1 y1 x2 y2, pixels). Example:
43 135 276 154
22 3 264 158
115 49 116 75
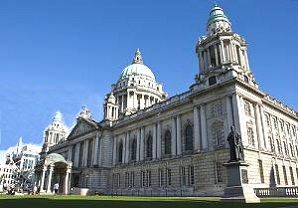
207 5 232 36
119 49 156 81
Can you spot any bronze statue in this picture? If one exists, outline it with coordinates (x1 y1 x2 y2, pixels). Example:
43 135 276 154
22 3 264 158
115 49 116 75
227 126 243 162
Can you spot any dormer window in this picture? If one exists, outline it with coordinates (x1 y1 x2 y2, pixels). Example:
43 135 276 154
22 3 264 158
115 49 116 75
244 75 249 83
209 76 217 86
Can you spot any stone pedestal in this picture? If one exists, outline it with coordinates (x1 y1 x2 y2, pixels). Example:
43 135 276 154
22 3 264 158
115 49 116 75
220 161 260 203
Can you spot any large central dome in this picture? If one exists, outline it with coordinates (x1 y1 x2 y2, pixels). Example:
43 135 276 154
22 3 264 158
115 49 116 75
120 63 155 80
119 49 155 80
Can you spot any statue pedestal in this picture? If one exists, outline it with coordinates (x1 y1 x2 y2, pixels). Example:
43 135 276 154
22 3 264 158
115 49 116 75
220 161 260 203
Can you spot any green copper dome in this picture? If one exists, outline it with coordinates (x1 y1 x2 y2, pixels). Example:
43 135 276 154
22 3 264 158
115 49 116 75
120 63 155 80
119 49 156 80
208 5 231 26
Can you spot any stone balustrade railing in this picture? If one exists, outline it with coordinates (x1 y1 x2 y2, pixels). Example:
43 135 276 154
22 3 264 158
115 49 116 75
264 95 297 117
254 186 298 198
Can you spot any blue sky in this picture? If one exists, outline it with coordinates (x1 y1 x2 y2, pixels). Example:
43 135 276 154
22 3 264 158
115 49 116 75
0 0 297 150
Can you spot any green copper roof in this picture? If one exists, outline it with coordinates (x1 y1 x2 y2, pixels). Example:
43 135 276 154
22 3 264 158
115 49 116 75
119 49 156 80
119 63 155 80
208 5 230 26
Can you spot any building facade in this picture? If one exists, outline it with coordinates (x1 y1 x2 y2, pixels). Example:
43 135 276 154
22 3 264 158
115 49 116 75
37 5 298 196
1 138 41 191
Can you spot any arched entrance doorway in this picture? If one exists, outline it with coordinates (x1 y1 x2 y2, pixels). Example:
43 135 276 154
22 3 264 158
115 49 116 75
38 153 72 194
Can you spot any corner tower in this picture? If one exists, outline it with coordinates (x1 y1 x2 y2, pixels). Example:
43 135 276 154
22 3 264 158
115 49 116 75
41 111 68 153
194 5 257 90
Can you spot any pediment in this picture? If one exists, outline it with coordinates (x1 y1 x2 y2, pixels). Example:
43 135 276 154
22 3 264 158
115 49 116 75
67 118 99 139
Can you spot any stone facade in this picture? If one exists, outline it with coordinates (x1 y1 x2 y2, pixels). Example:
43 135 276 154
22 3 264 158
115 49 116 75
36 5 298 196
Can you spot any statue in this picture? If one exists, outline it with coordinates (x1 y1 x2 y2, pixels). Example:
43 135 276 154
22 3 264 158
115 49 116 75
227 126 243 162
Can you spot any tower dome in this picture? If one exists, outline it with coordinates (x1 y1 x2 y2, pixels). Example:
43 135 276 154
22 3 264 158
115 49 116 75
119 49 156 81
208 5 231 27
207 5 232 36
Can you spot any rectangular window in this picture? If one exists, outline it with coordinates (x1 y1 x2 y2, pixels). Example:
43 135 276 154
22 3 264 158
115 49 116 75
115 173 120 188
158 168 164 187
216 162 223 183
289 167 295 185
112 173 116 188
141 171 146 187
258 160 265 183
282 166 288 185
181 166 186 186
167 168 172 186
146 170 151 187
275 165 281 185
190 166 195 185
125 172 129 188
130 171 135 187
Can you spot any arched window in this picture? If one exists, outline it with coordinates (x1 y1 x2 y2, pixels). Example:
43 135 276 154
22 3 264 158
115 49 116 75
131 138 137 161
164 130 171 155
146 135 153 159
118 142 123 163
185 124 193 151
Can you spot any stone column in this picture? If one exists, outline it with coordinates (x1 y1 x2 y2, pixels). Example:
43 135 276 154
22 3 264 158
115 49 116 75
140 127 145 161
74 142 80 168
233 94 247 146
220 40 226 63
207 48 211 69
255 104 264 150
140 94 144 109
64 165 72 195
113 136 117 165
40 165 47 191
93 133 99 166
157 122 162 158
226 96 234 148
171 117 177 156
47 164 54 193
200 105 208 150
152 124 157 159
98 138 103 166
83 140 89 167
121 95 124 113
202 51 206 72
133 91 138 110
193 106 200 152
259 105 268 150
125 132 130 163
214 45 219 66
136 129 140 161
176 115 182 155
232 43 237 63
199 50 204 72
244 49 250 70
67 145 73 161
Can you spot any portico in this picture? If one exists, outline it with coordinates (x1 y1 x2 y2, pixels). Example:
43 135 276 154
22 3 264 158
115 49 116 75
38 153 72 194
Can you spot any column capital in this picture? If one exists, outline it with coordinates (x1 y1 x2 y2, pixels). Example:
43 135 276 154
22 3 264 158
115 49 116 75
42 165 48 171
66 167 72 174
49 164 55 171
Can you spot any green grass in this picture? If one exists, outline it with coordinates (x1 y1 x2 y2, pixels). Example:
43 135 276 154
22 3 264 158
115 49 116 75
0 195 298 208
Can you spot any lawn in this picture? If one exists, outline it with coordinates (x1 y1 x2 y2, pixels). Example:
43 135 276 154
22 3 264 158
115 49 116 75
0 195 298 208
